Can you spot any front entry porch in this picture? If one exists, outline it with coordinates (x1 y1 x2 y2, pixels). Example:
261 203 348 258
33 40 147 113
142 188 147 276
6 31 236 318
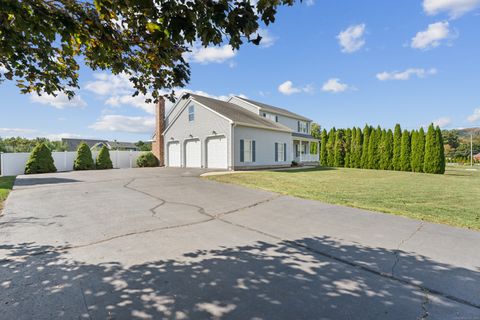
292 138 319 163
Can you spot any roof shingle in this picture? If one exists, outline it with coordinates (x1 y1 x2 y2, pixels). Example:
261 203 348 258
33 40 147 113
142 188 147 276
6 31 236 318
190 94 292 132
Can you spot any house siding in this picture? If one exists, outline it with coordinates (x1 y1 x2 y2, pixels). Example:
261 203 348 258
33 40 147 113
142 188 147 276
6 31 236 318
228 97 261 114
234 126 292 167
164 100 232 168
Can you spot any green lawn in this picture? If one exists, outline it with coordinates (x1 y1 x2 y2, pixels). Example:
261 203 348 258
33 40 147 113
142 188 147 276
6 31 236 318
0 176 15 213
205 166 480 230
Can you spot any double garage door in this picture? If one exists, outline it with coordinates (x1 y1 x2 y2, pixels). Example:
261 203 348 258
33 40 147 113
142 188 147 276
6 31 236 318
167 136 227 169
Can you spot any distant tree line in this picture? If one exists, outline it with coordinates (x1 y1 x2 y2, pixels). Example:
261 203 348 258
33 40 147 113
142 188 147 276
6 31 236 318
319 123 446 174
442 129 480 163
0 137 68 153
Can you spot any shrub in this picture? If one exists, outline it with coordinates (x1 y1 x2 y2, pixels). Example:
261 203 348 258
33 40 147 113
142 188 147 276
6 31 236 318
136 152 159 167
400 130 412 171
74 142 95 170
24 143 57 174
393 124 402 170
319 129 328 166
96 146 113 169
333 129 345 167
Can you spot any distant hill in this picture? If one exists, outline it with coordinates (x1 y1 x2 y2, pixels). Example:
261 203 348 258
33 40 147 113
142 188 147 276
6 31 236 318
457 127 480 139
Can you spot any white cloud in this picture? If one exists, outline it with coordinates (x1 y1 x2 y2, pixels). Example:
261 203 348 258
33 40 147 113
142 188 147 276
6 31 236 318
376 68 438 81
411 21 453 50
432 117 452 128
305 0 315 5
30 91 87 109
278 81 313 95
0 65 7 73
90 115 155 134
85 72 246 116
105 94 156 115
423 0 480 18
467 108 480 123
337 24 366 53
257 28 277 48
0 128 37 137
321 78 350 93
84 73 132 96
184 44 236 64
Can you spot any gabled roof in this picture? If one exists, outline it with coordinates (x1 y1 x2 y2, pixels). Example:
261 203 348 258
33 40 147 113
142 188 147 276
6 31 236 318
189 94 292 132
234 96 311 122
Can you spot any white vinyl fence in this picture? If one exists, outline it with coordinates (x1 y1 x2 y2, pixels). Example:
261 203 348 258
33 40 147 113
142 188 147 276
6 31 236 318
0 150 144 176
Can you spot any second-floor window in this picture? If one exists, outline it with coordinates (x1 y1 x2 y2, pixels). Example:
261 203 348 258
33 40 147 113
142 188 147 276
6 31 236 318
188 105 195 122
298 121 309 133
262 112 278 122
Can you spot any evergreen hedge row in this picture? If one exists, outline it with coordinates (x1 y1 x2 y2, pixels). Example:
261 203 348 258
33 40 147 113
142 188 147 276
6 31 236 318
319 123 445 174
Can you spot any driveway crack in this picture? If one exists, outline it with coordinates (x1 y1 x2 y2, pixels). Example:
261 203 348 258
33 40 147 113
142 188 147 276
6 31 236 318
391 222 424 276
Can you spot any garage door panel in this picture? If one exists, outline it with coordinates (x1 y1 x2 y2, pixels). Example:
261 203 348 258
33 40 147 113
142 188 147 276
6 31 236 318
185 140 201 168
207 136 228 169
168 142 180 167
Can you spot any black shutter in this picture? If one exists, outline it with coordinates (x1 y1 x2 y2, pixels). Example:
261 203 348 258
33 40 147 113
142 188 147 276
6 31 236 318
275 143 278 162
275 115 278 122
252 140 256 162
297 121 300 132
284 143 287 161
240 139 244 162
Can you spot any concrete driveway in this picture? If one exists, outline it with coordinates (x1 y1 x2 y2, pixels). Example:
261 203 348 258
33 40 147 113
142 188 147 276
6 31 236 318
0 168 479 319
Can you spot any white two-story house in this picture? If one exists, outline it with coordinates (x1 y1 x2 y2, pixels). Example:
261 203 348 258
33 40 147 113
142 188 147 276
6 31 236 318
157 93 318 170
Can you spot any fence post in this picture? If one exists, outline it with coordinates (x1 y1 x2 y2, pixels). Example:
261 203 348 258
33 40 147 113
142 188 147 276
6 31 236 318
64 150 67 171
0 152 3 176
129 150 133 168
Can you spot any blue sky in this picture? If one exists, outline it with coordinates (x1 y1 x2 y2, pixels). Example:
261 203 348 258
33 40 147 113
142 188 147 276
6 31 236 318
1 0 480 142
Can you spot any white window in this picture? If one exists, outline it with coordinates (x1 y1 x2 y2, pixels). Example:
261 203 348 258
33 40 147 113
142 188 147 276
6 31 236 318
244 139 252 162
188 105 195 122
262 112 278 122
277 143 285 162
299 121 308 133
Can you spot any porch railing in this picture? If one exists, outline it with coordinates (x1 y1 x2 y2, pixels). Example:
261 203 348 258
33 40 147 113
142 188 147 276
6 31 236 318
294 153 319 162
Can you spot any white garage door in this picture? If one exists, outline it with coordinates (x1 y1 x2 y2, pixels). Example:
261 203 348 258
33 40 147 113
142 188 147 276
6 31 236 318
185 139 201 168
167 141 181 167
207 136 228 169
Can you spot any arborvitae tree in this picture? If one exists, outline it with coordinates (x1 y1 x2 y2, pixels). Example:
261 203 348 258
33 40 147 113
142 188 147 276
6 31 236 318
353 127 363 168
344 128 352 168
410 130 419 171
379 129 393 170
74 142 95 170
393 124 402 170
334 129 345 167
424 124 436 173
374 126 382 168
411 128 425 172
24 142 57 174
400 130 412 171
366 129 376 169
96 146 113 169
360 125 371 168
326 128 336 167
367 126 381 169
320 129 328 166
385 129 394 170
436 126 446 174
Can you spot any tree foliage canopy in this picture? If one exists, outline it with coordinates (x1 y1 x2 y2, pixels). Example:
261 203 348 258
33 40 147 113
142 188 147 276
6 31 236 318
0 0 295 102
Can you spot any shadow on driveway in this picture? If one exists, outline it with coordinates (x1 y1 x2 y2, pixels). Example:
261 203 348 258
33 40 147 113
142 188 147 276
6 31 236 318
1 236 479 319
14 177 82 187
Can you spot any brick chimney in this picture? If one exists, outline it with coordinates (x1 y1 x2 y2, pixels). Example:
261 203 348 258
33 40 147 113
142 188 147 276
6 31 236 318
152 97 165 166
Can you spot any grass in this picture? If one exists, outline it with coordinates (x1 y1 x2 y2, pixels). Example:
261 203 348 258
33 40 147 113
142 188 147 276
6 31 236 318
0 176 15 213
205 166 480 230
